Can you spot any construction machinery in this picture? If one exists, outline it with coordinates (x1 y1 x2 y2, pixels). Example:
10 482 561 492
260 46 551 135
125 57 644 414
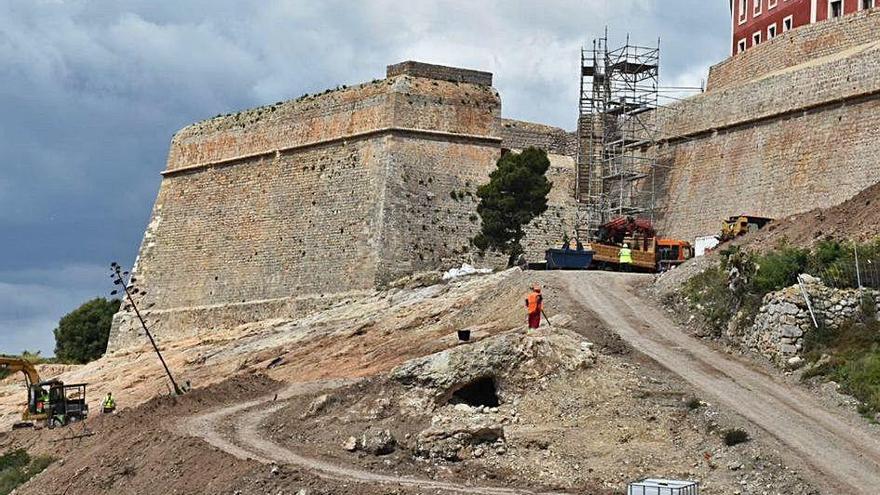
720 215 773 241
585 217 692 272
1 357 89 429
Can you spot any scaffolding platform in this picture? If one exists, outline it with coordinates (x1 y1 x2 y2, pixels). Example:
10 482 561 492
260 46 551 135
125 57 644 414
575 30 661 239
606 101 649 116
602 170 648 181
610 60 658 75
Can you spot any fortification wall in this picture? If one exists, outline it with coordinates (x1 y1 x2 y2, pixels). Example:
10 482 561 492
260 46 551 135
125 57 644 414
653 11 880 243
108 62 575 352
707 9 880 91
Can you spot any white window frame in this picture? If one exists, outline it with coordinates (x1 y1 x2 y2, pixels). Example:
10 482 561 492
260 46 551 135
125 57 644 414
739 0 748 24
738 39 748 53
859 0 875 10
769 0 779 8
753 31 762 46
782 15 794 31
768 23 778 39
754 0 763 16
829 0 843 18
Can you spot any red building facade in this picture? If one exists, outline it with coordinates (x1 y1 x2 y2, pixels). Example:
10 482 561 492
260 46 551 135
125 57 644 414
731 0 877 54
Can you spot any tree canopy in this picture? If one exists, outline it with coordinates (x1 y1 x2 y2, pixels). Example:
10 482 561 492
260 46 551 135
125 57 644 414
473 147 552 264
53 298 121 364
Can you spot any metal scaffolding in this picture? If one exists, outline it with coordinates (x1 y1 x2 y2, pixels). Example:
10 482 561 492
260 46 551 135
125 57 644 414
576 31 662 239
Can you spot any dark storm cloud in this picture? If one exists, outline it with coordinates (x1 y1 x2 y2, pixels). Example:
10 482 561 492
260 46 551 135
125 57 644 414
0 0 729 354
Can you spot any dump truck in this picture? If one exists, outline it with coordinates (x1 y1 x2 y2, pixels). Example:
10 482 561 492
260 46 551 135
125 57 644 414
1 357 89 429
585 217 692 272
720 215 773 241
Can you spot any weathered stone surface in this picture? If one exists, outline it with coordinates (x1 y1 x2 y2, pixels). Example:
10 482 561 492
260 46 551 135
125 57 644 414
107 61 578 351
742 280 879 366
416 409 505 461
706 10 880 91
391 325 595 405
359 427 396 455
653 12 880 242
781 325 804 338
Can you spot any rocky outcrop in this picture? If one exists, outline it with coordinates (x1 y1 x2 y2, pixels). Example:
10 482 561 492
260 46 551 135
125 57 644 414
390 322 595 409
415 404 507 461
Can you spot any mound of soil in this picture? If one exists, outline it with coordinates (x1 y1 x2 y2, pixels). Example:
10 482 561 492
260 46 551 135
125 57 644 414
734 181 880 251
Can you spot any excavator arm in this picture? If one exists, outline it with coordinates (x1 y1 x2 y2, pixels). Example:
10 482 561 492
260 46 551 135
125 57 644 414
0 357 41 388
0 358 43 424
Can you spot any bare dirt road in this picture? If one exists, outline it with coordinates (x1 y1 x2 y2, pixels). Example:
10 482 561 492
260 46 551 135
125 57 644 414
562 271 880 495
180 379 570 495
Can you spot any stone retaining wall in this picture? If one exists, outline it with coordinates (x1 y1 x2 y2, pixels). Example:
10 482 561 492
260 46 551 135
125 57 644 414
744 280 880 365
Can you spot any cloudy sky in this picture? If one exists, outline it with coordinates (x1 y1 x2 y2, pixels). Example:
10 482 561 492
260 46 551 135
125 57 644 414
0 0 730 355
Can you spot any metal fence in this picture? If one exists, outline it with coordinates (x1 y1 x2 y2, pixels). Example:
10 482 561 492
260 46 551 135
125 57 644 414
817 257 880 290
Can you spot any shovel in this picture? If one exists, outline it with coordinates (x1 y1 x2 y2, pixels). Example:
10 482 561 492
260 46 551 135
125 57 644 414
541 309 553 327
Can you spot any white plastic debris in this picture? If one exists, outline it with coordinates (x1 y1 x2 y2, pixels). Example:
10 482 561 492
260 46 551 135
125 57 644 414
442 263 492 281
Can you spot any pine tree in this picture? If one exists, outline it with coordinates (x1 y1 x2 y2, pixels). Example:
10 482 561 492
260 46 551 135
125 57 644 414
473 147 552 265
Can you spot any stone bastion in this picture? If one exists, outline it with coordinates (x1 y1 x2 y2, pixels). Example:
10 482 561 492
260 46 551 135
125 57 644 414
108 61 577 351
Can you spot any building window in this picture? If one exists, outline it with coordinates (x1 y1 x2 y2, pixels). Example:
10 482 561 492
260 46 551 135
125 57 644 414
739 0 748 23
768 23 777 39
830 0 843 18
861 0 875 9
783 15 794 31
754 0 763 16
769 0 778 8
738 39 747 53
753 31 762 46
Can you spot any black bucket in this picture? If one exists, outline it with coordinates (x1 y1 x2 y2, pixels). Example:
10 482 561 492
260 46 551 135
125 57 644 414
457 329 471 342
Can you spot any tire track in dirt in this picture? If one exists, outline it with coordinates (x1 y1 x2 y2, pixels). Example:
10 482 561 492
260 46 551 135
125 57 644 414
180 379 571 495
564 271 880 495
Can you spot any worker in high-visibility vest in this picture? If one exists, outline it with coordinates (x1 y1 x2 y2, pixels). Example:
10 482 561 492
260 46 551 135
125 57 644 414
103 393 116 414
619 243 633 272
525 283 543 330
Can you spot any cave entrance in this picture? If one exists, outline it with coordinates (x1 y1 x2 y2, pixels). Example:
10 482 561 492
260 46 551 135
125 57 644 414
450 376 500 407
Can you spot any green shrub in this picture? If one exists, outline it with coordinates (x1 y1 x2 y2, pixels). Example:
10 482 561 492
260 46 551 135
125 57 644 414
0 449 52 495
804 320 880 356
831 349 880 416
802 320 880 416
860 293 877 320
0 450 28 472
722 428 750 446
683 265 736 336
752 247 809 294
809 240 845 272
685 397 703 410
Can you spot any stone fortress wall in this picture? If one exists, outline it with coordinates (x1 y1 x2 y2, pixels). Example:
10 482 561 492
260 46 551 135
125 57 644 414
108 62 576 351
653 9 880 242
110 10 880 351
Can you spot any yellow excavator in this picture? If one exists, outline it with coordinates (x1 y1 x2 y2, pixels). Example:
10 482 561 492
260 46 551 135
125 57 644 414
0 357 89 429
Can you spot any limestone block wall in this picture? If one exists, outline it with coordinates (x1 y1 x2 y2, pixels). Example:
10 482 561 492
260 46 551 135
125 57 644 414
496 119 577 157
378 135 499 283
653 13 880 243
108 62 578 351
707 9 880 92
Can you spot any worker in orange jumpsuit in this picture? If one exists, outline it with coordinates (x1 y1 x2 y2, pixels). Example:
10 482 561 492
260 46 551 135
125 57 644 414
525 283 543 330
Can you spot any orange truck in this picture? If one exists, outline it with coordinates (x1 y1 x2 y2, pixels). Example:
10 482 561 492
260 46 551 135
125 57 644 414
585 217 692 272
